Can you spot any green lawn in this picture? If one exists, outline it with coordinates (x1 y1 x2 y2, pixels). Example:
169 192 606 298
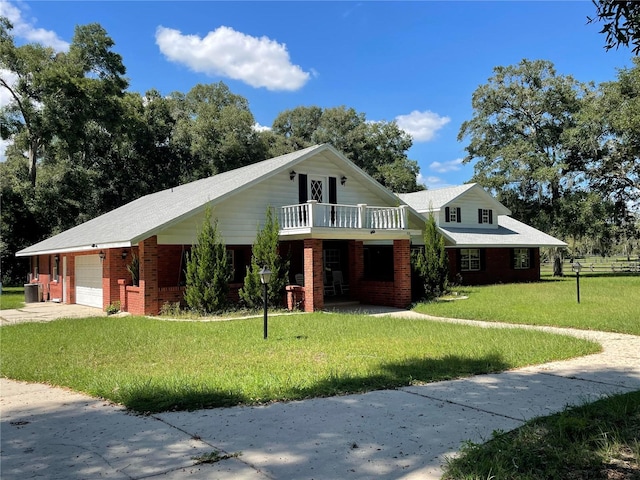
443 390 640 479
0 313 599 413
1 286 24 310
414 275 640 335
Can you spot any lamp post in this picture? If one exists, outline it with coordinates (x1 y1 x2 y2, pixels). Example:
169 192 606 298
572 261 582 304
259 266 272 339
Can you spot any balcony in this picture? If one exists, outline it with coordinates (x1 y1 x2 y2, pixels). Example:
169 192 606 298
280 201 408 231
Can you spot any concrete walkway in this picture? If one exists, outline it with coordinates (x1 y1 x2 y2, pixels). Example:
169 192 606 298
1 305 639 479
0 301 106 325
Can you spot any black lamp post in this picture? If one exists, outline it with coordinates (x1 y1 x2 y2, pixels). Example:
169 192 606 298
259 266 272 339
572 261 582 304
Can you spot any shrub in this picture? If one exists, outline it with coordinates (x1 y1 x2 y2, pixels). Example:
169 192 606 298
412 212 448 300
126 254 140 286
184 207 232 314
106 301 121 315
239 207 290 309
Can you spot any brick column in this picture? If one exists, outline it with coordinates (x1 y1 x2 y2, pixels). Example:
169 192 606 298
118 279 128 312
393 239 411 308
303 238 324 312
348 240 363 301
139 236 159 315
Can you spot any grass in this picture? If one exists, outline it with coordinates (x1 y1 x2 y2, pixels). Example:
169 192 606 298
442 390 640 480
0 313 599 413
414 274 640 335
1 286 25 310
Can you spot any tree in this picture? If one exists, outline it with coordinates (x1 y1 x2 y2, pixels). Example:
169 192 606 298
587 57 640 208
239 207 290 309
0 19 127 186
589 0 640 54
184 207 232 314
458 59 599 276
411 212 448 300
170 83 265 182
459 59 588 206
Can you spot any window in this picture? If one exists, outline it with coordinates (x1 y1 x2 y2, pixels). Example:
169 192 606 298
310 178 324 202
461 249 480 271
445 206 461 223
363 246 394 281
478 208 493 224
323 248 341 272
514 248 530 269
53 256 59 281
227 250 235 280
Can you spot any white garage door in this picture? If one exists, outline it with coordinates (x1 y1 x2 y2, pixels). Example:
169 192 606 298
75 255 103 308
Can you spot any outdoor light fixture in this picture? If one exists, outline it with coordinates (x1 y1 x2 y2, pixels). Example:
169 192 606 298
572 261 582 304
341 175 347 185
259 266 272 339
54 255 59 262
99 251 106 262
121 250 128 260
289 170 296 181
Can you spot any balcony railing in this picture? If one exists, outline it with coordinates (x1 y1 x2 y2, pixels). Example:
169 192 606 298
280 201 408 230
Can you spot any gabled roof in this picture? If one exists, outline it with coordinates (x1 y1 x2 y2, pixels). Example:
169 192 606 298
17 144 422 256
398 183 511 215
438 216 567 248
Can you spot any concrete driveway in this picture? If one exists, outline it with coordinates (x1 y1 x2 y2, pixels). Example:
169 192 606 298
1 308 639 479
0 302 106 326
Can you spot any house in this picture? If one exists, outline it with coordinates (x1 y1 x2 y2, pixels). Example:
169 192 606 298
17 146 567 314
399 183 567 286
17 144 425 314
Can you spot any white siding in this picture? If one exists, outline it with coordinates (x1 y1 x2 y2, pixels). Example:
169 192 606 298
437 189 500 230
157 154 403 245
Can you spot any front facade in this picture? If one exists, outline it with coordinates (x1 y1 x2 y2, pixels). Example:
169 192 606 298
18 147 567 313
18 145 423 314
399 184 567 286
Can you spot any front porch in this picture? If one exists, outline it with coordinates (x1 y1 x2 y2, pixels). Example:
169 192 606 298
279 201 409 234
282 238 412 313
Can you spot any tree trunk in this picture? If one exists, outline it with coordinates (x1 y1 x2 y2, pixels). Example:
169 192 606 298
553 252 563 277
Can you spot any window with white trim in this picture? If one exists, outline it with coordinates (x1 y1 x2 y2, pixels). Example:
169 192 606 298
461 248 480 271
514 248 530 269
53 256 59 281
481 209 491 224
445 206 461 223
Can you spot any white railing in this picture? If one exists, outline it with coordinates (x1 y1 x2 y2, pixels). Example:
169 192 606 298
280 201 407 230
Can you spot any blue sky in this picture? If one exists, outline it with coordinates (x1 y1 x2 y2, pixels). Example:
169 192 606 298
0 0 634 189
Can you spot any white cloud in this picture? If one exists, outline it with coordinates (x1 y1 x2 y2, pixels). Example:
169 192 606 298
395 110 450 142
0 137 12 162
252 122 271 132
419 174 447 189
430 158 463 173
155 25 311 91
0 0 69 51
0 69 17 107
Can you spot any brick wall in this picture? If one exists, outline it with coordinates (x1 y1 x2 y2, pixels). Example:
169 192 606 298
352 239 411 308
448 247 540 285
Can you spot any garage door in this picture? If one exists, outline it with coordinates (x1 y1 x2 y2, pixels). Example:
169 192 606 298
75 255 103 308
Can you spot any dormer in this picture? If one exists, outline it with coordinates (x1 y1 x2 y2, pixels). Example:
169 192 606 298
398 183 511 230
